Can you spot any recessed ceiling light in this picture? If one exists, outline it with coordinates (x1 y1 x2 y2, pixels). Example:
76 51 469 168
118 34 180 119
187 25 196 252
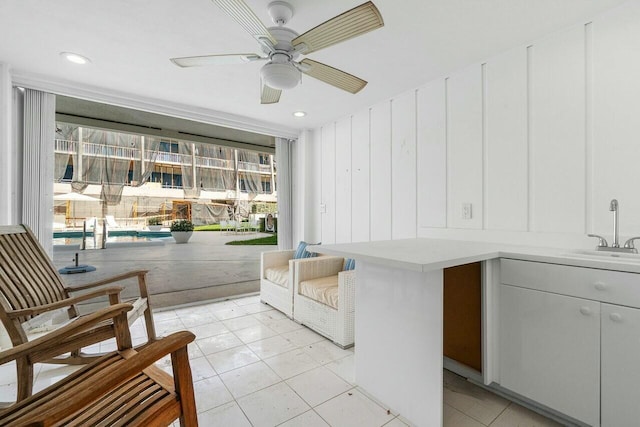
293 111 306 117
60 52 91 65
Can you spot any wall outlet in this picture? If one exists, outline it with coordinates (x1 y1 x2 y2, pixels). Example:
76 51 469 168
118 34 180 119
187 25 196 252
461 203 472 220
320 203 327 214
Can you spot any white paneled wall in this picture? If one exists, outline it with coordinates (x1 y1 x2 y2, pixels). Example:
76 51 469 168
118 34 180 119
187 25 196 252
391 91 417 239
335 118 352 243
447 65 483 230
485 48 528 231
307 1 640 246
592 1 640 236
417 79 447 229
530 26 586 234
369 102 392 241
351 109 370 242
320 124 336 244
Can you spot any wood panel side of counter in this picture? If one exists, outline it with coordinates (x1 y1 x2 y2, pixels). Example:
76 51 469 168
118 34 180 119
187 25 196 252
444 262 482 372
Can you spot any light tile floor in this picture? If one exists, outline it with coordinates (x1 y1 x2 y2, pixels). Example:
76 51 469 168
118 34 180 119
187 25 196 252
0 295 563 426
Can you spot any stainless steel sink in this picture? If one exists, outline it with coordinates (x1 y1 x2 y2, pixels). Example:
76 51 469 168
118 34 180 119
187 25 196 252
562 249 640 263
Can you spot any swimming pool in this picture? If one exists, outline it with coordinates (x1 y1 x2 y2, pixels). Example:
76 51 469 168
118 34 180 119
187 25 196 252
53 233 169 250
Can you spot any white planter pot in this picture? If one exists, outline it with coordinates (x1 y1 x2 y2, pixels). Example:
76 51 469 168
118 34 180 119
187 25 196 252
148 225 163 231
171 231 193 244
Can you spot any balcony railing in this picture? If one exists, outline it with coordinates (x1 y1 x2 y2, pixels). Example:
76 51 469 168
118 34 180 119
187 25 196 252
55 139 77 153
154 151 190 165
83 142 138 160
196 156 234 169
55 139 275 175
238 161 272 174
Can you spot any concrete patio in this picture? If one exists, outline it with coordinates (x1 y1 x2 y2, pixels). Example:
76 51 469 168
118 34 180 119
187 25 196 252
52 231 275 308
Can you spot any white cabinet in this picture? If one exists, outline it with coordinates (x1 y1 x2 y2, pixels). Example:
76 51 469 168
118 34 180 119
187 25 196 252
498 259 640 427
499 284 600 426
601 303 640 427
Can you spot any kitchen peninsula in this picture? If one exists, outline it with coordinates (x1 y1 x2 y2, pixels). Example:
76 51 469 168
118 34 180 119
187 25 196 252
312 238 640 427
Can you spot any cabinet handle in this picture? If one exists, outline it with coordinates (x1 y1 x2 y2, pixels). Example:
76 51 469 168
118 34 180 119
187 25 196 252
609 313 623 322
594 282 608 291
580 306 592 316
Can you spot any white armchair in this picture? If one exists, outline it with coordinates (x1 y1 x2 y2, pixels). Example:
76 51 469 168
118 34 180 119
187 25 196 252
293 256 355 348
260 249 297 318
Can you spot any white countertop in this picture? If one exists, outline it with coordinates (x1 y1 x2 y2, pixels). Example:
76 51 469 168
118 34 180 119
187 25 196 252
309 239 640 274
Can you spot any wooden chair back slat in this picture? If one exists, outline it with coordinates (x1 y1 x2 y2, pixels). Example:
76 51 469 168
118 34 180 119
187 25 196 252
12 233 61 303
14 227 67 300
0 226 68 322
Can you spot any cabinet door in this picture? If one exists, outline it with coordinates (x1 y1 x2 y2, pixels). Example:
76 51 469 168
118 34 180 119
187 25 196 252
499 285 600 426
601 303 640 427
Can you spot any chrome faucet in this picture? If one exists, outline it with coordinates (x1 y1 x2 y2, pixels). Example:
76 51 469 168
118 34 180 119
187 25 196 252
610 199 619 248
587 199 639 253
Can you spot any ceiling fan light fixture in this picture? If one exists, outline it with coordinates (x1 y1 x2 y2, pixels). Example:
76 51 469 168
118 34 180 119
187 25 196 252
260 62 300 90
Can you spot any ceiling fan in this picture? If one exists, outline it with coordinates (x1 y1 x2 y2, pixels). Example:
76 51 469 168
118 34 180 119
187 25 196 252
170 0 384 104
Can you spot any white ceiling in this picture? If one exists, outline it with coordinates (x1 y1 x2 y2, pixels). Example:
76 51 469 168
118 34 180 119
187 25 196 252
0 0 630 132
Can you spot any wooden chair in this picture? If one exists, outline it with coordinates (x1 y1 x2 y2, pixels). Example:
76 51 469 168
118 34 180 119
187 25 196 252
0 303 198 426
0 224 157 401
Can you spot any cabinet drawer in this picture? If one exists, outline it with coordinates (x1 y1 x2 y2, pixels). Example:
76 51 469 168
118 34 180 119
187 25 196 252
500 258 640 308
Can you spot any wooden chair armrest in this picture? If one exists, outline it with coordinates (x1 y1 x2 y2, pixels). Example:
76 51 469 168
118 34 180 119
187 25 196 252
7 287 124 318
66 270 149 291
0 303 133 365
117 331 195 372
295 256 345 284
18 331 196 426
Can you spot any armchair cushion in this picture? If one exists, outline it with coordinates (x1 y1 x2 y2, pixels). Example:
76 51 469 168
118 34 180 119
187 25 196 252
299 275 339 309
264 265 290 288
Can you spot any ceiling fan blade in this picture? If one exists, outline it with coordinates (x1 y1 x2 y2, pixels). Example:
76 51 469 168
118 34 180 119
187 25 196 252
211 0 277 47
170 54 264 68
261 84 282 104
299 59 367 94
292 1 384 55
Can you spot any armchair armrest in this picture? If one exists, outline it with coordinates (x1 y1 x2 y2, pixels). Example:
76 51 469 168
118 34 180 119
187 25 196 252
295 256 345 284
7 286 124 318
261 250 295 273
0 303 133 366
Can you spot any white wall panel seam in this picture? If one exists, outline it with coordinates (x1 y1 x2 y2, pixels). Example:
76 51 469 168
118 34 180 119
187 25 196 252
413 89 420 237
481 63 488 231
388 101 392 237
368 107 372 242
444 77 449 228
350 115 353 243
526 45 534 232
584 22 593 234
333 122 338 243
319 126 323 241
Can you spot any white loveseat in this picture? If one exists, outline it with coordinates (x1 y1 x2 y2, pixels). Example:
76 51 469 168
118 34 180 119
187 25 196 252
293 256 355 348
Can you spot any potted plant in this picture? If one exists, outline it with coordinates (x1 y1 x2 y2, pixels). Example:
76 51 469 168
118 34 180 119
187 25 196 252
170 219 194 244
147 217 163 231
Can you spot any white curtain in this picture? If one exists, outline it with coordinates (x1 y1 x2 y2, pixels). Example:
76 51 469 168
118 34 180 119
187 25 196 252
21 89 55 254
276 138 294 250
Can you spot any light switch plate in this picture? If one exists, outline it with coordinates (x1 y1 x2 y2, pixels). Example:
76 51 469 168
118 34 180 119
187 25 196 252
461 203 472 220
320 203 327 213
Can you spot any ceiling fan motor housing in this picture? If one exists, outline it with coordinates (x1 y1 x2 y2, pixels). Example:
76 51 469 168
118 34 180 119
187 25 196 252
268 1 294 25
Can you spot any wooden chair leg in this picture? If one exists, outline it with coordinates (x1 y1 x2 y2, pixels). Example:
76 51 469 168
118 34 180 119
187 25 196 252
16 357 33 402
172 346 198 426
